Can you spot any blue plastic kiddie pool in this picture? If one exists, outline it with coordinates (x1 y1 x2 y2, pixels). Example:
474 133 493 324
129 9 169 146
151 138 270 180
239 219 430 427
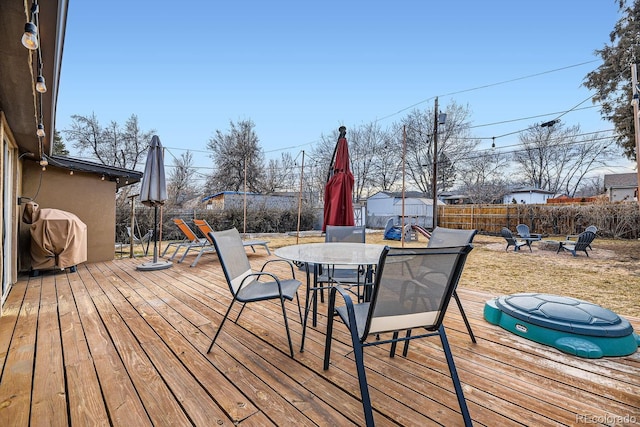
484 293 640 358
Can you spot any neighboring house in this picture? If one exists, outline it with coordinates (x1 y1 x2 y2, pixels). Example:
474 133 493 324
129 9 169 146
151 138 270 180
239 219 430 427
604 173 638 202
366 191 443 229
439 192 472 205
502 187 554 204
202 191 298 211
0 2 140 312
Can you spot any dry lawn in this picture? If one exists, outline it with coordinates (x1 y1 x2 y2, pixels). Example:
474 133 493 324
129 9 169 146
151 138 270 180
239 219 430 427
246 230 640 319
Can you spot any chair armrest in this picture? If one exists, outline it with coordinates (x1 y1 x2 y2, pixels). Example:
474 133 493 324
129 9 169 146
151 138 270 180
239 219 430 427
261 259 296 277
566 234 579 241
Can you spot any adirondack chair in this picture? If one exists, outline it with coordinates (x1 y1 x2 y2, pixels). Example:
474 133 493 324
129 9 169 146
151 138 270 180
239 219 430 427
501 227 531 252
516 224 542 241
557 230 596 257
566 225 597 250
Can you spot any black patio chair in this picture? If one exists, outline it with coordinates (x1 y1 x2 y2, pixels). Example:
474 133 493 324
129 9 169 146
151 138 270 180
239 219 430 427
324 245 473 427
516 223 542 241
310 225 367 325
557 230 596 257
501 227 531 252
566 225 597 250
207 228 302 358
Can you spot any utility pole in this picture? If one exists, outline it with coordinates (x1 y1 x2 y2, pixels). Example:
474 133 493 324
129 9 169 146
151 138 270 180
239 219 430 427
432 97 439 229
631 64 640 207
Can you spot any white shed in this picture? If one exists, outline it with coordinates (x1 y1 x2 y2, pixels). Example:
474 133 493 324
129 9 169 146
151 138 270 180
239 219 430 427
366 191 442 229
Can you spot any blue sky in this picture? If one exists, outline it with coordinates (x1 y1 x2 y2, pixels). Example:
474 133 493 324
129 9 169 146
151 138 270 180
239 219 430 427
56 0 635 177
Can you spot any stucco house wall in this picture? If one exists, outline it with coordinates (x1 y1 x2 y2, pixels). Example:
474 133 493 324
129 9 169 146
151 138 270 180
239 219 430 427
20 161 118 270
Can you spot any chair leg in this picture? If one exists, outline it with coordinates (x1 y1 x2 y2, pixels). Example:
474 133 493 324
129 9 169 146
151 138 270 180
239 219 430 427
278 295 295 358
353 340 374 427
323 290 338 369
208 299 237 353
454 291 477 344
439 325 472 426
191 249 207 267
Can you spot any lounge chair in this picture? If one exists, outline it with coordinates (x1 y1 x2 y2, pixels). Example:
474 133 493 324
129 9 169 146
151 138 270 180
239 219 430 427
207 228 302 358
193 219 271 265
501 227 531 252
162 218 213 263
557 230 596 257
324 245 474 426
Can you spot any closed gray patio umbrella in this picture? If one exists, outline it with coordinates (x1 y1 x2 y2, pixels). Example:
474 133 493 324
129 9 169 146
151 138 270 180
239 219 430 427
137 135 172 271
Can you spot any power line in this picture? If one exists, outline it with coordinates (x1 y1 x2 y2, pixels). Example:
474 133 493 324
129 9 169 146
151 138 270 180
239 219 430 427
373 60 600 124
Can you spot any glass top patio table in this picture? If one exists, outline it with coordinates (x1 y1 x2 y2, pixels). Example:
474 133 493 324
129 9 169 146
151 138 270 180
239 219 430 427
275 242 386 352
274 242 386 266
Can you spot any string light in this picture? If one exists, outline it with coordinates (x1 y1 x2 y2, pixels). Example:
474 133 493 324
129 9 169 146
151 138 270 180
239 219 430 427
36 123 45 137
35 75 46 93
21 1 39 50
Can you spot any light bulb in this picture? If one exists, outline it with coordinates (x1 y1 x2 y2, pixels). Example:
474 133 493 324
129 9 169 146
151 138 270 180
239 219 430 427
21 22 38 50
36 75 47 93
70 170 74 175
36 123 45 137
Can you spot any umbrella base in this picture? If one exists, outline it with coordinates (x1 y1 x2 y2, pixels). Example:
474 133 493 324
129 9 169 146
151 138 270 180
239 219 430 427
136 260 173 271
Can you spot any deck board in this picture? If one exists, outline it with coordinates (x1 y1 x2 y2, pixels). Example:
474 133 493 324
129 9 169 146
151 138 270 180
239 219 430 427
0 254 639 426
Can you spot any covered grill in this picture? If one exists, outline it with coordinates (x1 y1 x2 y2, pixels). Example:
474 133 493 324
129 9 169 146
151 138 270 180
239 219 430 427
22 202 87 275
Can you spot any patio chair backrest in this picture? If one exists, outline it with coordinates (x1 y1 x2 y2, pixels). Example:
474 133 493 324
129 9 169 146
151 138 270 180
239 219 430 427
516 224 532 238
208 228 253 295
325 225 365 243
585 225 597 234
427 227 477 248
364 245 472 338
173 218 198 242
574 231 596 251
193 219 215 243
501 227 515 241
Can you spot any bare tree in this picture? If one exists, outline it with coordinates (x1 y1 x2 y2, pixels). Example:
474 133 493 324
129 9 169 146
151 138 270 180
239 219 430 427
457 150 510 203
167 151 197 206
205 119 265 193
401 101 479 196
513 122 619 196
348 123 391 202
263 152 298 193
64 113 151 170
371 123 403 192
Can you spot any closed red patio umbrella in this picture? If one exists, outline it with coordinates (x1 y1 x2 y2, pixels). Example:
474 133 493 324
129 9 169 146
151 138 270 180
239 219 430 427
323 126 355 231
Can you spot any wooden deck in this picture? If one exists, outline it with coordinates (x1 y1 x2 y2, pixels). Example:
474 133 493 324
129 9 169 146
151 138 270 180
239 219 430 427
0 252 638 426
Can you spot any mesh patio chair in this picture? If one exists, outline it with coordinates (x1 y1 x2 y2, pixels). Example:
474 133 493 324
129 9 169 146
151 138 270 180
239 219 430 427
207 228 302 358
310 225 367 326
162 218 213 263
426 227 478 343
324 245 473 427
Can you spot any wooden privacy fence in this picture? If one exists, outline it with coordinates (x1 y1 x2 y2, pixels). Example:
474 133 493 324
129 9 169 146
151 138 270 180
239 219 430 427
437 203 640 239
